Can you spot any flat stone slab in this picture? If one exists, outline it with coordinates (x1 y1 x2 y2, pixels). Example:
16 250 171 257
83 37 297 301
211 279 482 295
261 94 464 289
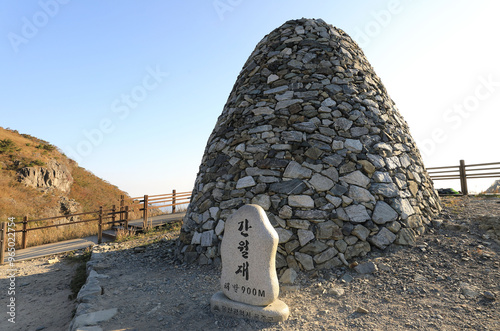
211 291 289 323
70 308 118 330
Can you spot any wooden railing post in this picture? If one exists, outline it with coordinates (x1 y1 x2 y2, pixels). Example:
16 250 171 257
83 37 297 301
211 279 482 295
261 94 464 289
98 207 103 244
143 195 149 230
124 206 129 229
112 204 116 225
172 189 176 214
0 222 6 265
119 195 125 221
22 216 28 249
459 159 468 195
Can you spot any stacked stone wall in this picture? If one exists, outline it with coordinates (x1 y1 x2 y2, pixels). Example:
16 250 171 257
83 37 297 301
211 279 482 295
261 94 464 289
176 18 441 271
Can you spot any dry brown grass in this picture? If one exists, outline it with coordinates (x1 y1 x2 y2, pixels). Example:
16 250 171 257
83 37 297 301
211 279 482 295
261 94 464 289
0 127 133 247
115 227 137 242
0 128 66 221
14 221 98 248
440 196 467 214
1 127 189 249
0 127 62 171
0 177 61 221
10 211 118 249
1 128 67 218
68 165 132 212
174 204 188 213
9 201 188 249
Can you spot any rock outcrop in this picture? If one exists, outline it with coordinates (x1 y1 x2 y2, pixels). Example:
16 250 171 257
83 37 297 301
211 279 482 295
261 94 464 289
18 159 73 192
176 18 441 271
59 196 82 222
486 180 500 193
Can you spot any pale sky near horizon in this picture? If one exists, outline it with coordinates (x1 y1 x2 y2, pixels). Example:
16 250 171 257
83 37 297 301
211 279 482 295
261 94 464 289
1 0 499 197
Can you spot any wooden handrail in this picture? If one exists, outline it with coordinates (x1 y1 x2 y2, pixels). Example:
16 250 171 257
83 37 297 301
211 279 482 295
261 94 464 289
431 177 461 181
465 162 500 168
14 210 99 224
426 165 459 170
146 197 191 204
0 189 190 262
131 191 191 201
464 167 500 172
427 175 461 179
427 160 500 195
426 169 460 174
147 202 189 210
10 217 101 232
466 174 500 178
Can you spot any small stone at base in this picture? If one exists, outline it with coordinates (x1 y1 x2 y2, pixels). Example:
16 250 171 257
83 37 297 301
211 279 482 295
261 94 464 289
483 291 496 300
356 307 369 314
340 274 354 283
211 291 289 323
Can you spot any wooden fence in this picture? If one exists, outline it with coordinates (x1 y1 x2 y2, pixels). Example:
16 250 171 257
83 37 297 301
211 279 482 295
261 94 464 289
0 190 191 264
131 190 192 229
2 160 498 263
427 160 500 195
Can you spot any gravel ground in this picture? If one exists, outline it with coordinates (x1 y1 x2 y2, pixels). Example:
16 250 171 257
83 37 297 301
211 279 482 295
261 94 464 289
1 195 499 330
0 256 78 331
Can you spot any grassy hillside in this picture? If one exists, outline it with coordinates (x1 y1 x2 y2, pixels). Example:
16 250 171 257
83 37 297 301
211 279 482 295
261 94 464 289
0 127 135 246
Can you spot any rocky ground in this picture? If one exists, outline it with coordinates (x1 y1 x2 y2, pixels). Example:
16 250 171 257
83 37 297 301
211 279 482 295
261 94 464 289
0 255 78 330
1 195 499 330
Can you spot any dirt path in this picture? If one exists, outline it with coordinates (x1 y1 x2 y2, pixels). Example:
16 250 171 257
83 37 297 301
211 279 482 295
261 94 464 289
0 256 78 331
1 196 499 330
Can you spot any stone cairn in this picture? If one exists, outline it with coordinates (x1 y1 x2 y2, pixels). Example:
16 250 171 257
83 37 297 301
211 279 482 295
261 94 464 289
177 18 442 272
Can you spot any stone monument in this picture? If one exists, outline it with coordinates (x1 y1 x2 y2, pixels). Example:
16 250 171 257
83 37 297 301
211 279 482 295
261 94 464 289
211 204 289 322
177 18 442 272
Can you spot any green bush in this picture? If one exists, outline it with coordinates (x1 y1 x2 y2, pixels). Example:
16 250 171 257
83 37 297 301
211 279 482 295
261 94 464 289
29 160 45 167
36 143 56 152
0 139 20 154
6 158 46 170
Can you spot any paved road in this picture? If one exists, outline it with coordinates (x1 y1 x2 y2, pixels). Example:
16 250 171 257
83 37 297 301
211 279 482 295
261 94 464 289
2 212 186 263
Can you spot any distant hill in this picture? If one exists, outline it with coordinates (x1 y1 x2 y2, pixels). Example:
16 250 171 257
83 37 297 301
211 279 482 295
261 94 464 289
0 127 131 222
485 179 500 194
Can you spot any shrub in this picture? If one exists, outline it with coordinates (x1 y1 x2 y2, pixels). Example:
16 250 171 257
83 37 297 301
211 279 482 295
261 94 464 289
36 143 56 152
0 139 20 154
29 160 45 167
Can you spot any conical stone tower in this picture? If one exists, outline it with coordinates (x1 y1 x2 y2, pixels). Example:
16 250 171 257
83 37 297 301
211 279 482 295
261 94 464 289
177 18 441 271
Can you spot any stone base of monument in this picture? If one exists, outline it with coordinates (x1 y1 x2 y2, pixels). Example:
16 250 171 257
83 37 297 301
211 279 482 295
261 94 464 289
211 291 289 323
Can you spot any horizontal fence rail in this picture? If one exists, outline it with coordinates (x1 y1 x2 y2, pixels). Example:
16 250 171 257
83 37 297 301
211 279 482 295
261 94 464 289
0 190 191 264
427 160 500 195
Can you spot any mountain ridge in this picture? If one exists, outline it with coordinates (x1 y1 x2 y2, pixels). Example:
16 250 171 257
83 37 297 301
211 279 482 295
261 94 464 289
486 179 500 194
0 127 130 222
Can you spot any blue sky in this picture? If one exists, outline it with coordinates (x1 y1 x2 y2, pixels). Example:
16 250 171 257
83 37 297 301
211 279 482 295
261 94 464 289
1 0 499 196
